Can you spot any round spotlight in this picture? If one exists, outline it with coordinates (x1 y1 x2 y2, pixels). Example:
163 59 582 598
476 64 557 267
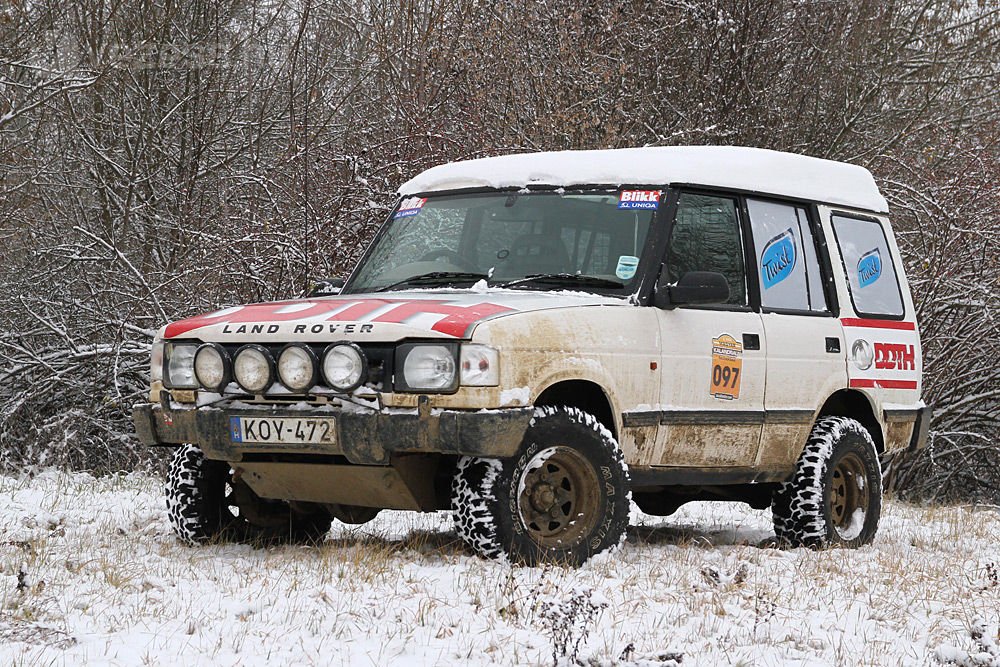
194 343 230 393
321 343 366 392
277 344 319 392
233 345 275 394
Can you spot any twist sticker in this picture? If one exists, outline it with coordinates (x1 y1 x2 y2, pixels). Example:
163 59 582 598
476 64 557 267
710 334 743 400
857 248 882 288
760 228 796 289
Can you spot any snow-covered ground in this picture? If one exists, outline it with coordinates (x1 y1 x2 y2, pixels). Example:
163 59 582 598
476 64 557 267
1 472 997 666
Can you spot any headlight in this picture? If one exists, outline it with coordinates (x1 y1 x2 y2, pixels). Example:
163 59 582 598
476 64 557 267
150 340 164 384
460 344 499 386
278 344 319 392
194 343 230 393
233 345 275 394
164 342 198 389
322 343 366 392
395 343 458 392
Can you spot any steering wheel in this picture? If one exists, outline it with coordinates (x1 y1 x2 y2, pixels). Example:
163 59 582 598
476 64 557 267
419 248 477 271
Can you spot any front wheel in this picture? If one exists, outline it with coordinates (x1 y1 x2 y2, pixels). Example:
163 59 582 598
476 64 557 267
165 443 332 545
771 416 882 548
452 406 630 566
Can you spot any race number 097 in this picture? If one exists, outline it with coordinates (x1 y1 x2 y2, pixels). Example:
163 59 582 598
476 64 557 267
712 363 739 389
710 334 744 401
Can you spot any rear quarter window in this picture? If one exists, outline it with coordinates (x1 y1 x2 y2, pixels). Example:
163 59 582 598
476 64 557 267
831 214 904 318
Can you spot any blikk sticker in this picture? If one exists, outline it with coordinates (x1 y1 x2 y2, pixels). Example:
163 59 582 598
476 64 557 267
857 248 882 288
711 334 743 400
616 255 639 280
618 190 660 210
760 228 796 289
394 197 427 219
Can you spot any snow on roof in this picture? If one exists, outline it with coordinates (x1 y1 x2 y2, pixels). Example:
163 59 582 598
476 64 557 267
398 146 888 213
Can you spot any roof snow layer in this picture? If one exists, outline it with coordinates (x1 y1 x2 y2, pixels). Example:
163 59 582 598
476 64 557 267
399 146 889 213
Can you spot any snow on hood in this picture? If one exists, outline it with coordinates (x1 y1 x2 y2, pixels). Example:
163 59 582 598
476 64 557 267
162 290 626 343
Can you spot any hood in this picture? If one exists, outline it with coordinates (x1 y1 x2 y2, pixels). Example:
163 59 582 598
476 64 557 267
162 289 627 343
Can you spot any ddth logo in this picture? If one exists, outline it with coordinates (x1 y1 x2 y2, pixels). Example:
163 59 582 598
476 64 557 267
874 343 915 371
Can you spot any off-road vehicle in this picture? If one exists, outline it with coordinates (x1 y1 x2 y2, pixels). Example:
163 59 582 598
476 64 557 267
134 146 930 565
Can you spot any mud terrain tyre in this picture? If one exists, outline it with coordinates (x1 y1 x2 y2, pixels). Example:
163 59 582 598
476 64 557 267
771 416 882 548
166 443 332 545
452 406 630 567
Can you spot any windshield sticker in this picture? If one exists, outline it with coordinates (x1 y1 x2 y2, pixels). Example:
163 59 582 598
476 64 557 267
394 197 427 219
618 190 660 210
857 248 882 288
615 255 639 280
760 227 796 289
710 334 743 400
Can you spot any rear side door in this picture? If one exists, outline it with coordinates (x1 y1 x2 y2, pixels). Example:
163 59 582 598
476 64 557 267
743 198 847 467
655 192 766 468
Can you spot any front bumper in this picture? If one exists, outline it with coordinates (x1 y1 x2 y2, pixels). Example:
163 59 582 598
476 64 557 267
133 400 533 465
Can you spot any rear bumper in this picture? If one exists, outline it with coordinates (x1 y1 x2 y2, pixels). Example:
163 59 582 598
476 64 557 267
132 401 533 465
909 405 933 451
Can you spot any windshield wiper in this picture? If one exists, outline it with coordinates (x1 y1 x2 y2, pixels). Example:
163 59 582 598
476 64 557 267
500 273 625 289
376 271 489 292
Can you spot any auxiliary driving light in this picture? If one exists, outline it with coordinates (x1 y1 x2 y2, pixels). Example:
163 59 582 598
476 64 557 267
321 343 366 392
194 343 231 393
233 344 275 394
277 343 319 392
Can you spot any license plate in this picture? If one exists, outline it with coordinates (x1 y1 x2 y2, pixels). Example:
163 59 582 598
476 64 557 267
229 417 337 445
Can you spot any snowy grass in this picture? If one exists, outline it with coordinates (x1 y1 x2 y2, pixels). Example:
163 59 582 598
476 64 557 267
1 471 998 666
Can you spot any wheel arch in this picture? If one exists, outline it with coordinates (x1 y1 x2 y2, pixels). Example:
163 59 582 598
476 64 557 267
535 379 617 441
816 389 884 453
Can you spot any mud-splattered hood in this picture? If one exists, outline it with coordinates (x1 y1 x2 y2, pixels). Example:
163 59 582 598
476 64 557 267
162 290 628 343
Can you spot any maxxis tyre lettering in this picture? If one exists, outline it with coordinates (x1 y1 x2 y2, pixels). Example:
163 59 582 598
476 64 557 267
771 416 882 548
451 406 631 567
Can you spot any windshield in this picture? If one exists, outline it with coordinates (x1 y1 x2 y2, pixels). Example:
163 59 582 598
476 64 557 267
344 190 657 294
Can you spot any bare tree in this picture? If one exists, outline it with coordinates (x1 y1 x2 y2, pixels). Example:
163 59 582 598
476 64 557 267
0 0 997 499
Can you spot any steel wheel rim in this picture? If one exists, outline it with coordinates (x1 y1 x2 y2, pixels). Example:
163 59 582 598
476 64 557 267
516 446 601 548
829 452 869 539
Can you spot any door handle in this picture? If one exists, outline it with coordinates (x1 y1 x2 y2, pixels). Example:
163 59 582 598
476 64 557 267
826 337 841 353
743 333 761 350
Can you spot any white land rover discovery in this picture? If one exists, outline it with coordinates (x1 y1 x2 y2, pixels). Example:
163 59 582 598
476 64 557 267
134 146 930 566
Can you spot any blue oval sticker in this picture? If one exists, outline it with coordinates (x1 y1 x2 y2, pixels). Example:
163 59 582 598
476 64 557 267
760 228 796 289
857 248 882 288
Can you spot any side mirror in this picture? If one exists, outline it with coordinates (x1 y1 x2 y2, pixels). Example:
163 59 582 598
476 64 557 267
306 278 344 297
654 271 730 309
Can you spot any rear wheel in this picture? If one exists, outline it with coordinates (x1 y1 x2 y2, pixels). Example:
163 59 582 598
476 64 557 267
166 444 331 545
452 406 630 566
771 416 882 547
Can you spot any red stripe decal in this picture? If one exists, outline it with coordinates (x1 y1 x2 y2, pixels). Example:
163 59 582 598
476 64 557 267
841 318 916 331
849 378 918 390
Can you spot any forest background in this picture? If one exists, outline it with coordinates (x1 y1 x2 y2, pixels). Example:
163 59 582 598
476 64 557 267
0 0 997 503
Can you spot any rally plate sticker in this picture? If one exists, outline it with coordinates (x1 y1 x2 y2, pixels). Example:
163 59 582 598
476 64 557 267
710 334 744 400
230 417 337 446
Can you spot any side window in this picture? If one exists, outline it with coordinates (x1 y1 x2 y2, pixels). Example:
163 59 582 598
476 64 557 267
832 214 904 318
668 193 747 306
747 199 828 312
